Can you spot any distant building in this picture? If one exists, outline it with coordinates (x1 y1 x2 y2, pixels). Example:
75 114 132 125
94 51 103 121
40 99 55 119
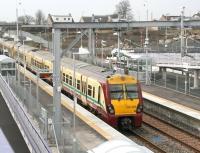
160 14 192 21
80 14 119 22
160 15 181 21
47 14 74 24
192 11 200 20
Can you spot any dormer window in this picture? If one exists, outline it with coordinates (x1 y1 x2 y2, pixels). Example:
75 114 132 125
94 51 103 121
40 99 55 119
56 18 59 21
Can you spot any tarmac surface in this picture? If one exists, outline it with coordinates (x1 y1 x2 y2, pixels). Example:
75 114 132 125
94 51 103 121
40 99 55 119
0 93 30 153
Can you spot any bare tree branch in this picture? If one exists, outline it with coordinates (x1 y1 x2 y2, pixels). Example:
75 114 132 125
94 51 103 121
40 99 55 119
18 15 35 25
115 0 133 21
35 10 46 25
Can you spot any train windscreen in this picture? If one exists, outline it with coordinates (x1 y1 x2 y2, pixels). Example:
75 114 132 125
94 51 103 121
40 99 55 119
109 84 138 100
109 84 124 100
125 84 138 99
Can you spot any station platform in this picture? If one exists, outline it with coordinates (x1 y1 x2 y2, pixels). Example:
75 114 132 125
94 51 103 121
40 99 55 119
142 84 200 111
0 93 30 153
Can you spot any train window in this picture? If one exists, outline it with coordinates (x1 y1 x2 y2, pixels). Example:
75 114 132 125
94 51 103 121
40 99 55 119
93 87 95 98
31 59 34 64
77 80 80 90
63 73 65 82
82 81 86 94
69 76 72 85
88 85 92 96
109 84 124 100
66 74 69 83
125 84 138 99
74 78 76 86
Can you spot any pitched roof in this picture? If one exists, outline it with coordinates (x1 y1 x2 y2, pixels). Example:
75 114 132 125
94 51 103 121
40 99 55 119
48 14 74 24
80 14 119 22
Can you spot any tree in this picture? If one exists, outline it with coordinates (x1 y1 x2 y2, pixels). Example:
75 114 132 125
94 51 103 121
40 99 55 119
35 10 46 25
18 15 35 25
115 0 133 21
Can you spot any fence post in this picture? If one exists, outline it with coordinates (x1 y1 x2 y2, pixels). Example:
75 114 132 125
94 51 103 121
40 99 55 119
176 74 178 91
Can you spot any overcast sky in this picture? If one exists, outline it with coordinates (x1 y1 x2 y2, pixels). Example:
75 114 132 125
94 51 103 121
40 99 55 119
1 0 200 22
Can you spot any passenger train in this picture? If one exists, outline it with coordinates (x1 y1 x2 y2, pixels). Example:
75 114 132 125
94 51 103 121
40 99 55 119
1 41 143 129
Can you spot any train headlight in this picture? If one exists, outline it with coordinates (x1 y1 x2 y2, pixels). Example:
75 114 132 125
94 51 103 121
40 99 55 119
136 104 143 113
107 104 115 114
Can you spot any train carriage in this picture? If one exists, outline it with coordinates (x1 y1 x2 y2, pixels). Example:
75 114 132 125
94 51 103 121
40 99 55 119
2 41 143 129
61 57 143 128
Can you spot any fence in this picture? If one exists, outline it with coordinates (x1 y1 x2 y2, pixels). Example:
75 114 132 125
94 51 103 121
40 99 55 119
0 74 51 153
6 68 89 153
150 71 200 98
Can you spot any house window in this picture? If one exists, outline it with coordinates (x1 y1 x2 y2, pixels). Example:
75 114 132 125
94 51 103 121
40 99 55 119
64 18 66 20
56 18 59 21
68 18 71 21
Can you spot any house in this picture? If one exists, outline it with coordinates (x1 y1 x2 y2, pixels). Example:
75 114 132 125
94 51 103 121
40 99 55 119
48 14 74 24
192 11 200 20
160 15 181 21
80 14 119 22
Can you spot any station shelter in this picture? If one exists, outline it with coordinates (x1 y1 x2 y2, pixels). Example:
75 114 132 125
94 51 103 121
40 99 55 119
0 55 15 76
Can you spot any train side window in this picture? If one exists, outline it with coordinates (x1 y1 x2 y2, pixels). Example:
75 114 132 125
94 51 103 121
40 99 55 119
63 73 65 82
88 85 92 96
81 81 84 92
66 74 69 83
77 80 80 90
31 58 34 64
98 86 101 104
93 87 95 98
82 81 86 94
69 76 72 85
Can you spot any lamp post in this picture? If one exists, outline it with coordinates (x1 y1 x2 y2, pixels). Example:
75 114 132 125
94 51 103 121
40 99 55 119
101 40 106 67
181 6 185 57
72 53 76 153
144 0 150 85
77 30 83 48
72 51 89 153
16 0 21 88
113 31 121 68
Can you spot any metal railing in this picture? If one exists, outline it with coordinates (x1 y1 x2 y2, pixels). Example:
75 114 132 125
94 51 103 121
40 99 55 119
150 71 200 98
0 74 51 153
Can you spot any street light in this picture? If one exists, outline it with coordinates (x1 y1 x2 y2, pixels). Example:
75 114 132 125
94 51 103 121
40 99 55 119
16 0 21 89
101 40 106 67
72 51 89 153
77 30 83 47
113 31 120 63
144 0 150 85
181 6 185 57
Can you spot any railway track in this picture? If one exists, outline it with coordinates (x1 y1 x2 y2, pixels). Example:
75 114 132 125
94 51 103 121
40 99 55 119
125 113 200 153
143 113 200 153
128 129 167 153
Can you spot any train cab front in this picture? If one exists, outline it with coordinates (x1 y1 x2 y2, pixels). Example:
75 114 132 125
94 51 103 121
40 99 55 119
106 75 143 129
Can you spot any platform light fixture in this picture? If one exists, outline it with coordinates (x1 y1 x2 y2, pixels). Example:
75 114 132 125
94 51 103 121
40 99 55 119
72 51 89 153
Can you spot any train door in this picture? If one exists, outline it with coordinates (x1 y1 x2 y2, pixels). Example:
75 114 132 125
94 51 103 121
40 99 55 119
98 86 101 105
81 75 88 105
